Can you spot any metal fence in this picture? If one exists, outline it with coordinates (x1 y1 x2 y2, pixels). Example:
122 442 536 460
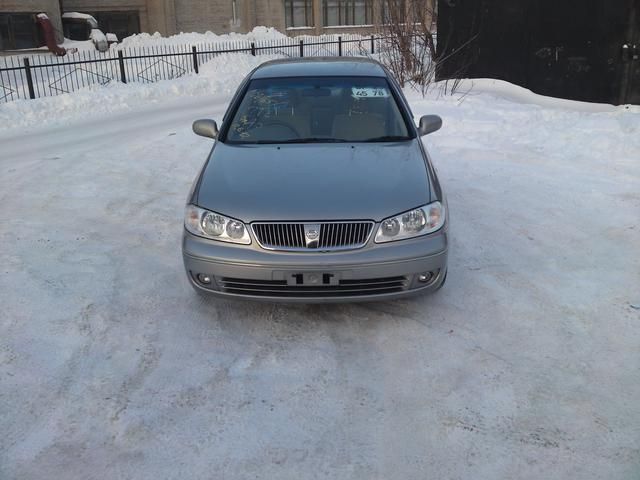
0 35 380 103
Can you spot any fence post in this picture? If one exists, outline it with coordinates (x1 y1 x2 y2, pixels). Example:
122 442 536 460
299 39 304 57
371 35 375 54
338 36 342 56
23 58 36 99
251 42 256 56
192 46 199 74
117 51 127 83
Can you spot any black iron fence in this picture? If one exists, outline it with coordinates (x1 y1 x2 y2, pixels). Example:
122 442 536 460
0 34 380 103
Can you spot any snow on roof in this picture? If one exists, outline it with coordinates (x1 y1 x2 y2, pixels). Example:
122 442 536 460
62 11 97 21
62 12 99 28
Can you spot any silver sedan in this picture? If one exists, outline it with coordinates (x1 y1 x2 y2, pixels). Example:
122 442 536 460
183 57 448 302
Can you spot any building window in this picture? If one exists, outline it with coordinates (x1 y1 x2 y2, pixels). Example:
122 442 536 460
63 20 91 41
284 0 314 28
323 0 372 26
89 11 141 41
0 13 41 50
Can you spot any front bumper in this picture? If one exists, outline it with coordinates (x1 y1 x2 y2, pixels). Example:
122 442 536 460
182 228 448 303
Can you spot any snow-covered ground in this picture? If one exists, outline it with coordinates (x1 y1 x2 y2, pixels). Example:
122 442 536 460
0 63 639 479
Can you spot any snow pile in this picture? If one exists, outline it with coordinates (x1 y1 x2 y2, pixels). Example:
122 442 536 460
0 53 283 131
436 78 622 112
113 26 369 50
406 86 640 171
296 32 370 41
58 38 96 51
116 26 288 49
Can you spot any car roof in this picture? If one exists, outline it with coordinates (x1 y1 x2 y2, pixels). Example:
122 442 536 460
251 57 387 79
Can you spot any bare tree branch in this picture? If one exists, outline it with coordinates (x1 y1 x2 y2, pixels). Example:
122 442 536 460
375 0 437 94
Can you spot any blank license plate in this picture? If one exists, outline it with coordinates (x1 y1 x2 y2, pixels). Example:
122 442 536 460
285 272 340 286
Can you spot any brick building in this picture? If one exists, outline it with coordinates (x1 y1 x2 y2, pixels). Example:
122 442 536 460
1 0 401 50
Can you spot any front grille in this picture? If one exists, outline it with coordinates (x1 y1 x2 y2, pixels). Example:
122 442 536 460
252 221 374 251
217 276 408 297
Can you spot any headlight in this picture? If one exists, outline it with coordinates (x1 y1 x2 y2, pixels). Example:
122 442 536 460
375 202 445 243
184 205 251 244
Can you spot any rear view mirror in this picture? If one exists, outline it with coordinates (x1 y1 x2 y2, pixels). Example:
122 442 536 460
301 88 331 97
192 119 218 139
417 115 442 136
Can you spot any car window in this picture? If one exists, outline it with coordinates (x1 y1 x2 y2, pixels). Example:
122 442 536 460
224 76 412 144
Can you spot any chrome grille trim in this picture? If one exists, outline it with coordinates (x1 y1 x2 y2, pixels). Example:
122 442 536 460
251 221 375 251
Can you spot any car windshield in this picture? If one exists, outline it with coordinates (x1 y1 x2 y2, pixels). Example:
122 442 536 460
224 76 412 144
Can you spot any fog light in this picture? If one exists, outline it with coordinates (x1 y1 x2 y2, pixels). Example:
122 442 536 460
197 273 212 285
418 272 433 283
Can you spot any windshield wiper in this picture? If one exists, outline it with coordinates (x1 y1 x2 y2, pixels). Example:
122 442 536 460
362 135 412 142
237 138 348 144
233 137 409 145
277 138 349 144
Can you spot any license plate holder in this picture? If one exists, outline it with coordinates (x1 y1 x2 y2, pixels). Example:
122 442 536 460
285 271 341 286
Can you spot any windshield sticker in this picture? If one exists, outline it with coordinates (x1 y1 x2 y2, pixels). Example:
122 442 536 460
351 87 390 98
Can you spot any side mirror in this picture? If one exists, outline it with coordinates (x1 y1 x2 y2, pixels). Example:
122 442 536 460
192 119 218 139
417 115 442 136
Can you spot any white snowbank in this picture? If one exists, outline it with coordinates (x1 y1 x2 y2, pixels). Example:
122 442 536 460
404 88 640 172
113 26 369 50
116 26 288 49
0 53 283 131
60 38 95 50
439 78 626 113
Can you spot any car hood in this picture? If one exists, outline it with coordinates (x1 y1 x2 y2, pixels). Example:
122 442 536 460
195 140 431 222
